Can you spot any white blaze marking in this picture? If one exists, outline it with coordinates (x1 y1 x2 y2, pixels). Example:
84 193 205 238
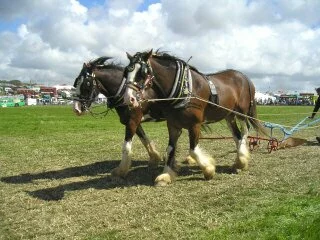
123 63 141 107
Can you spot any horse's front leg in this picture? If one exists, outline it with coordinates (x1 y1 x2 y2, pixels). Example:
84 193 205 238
111 118 138 178
189 123 215 180
135 124 161 168
154 124 181 186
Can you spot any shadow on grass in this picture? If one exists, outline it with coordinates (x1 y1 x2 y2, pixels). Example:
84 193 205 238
26 165 162 201
0 160 153 184
2 159 237 201
178 164 236 176
26 164 235 201
304 140 320 146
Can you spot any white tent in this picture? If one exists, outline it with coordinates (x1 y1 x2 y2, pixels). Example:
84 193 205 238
255 92 276 104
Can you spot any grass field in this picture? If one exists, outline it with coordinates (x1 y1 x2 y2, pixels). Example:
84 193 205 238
0 105 319 239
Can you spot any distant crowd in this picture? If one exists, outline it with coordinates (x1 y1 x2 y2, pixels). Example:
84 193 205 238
256 97 314 106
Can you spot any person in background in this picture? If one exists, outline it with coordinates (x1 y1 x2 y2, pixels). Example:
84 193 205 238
309 87 320 143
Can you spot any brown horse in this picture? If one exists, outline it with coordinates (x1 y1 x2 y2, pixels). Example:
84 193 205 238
73 56 162 177
123 50 266 186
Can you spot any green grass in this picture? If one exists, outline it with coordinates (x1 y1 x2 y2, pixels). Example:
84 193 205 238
0 105 319 240
203 196 320 240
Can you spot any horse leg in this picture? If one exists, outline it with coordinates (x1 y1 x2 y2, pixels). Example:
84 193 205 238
135 124 161 168
236 118 250 170
154 124 181 186
226 117 250 170
111 123 136 178
189 124 215 180
185 155 198 165
226 116 242 149
184 123 197 166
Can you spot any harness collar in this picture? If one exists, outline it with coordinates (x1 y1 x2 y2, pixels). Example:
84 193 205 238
130 59 193 107
126 59 167 98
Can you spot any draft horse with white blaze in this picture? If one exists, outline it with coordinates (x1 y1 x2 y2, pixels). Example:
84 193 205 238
123 50 266 186
73 56 162 177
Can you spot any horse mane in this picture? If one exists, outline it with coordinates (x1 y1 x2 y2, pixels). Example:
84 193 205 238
98 62 124 71
89 56 124 71
206 69 237 76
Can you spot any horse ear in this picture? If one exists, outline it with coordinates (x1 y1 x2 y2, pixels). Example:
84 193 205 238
147 49 153 59
126 52 133 61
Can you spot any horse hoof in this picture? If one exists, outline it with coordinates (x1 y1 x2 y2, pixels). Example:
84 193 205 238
154 173 172 186
155 180 170 187
111 167 128 178
185 155 197 165
148 152 162 169
203 165 215 180
233 161 248 171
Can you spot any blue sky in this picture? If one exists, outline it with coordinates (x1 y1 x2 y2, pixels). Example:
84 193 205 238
78 0 160 10
0 20 21 32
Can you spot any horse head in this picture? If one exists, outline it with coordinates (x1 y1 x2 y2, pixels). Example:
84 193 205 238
73 57 111 115
123 50 153 108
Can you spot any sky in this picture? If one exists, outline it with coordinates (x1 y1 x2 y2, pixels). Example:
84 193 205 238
0 0 320 93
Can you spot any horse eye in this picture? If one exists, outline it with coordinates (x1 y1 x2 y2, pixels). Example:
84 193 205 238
127 65 134 72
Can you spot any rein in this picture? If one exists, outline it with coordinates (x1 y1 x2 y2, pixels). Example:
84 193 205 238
87 104 114 118
74 70 126 116
138 95 264 125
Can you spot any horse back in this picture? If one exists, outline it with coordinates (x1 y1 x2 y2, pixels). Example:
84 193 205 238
204 69 254 121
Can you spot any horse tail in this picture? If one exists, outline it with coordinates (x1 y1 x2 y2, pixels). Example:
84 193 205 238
246 77 269 137
248 99 269 136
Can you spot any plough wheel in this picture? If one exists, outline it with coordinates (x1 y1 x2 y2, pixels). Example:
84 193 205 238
249 137 260 151
267 138 278 153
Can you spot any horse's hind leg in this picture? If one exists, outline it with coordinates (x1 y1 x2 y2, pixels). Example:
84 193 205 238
226 117 250 170
226 116 241 148
135 124 161 168
189 123 215 180
154 124 181 186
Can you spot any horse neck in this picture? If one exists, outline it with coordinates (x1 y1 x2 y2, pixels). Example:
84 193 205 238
150 58 177 97
94 68 124 97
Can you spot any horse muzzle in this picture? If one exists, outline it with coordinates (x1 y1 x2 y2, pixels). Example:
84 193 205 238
124 87 141 108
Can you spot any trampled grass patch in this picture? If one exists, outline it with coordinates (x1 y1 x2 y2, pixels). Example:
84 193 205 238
0 105 319 239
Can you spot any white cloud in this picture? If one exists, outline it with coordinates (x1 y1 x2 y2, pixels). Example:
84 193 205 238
0 0 319 93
